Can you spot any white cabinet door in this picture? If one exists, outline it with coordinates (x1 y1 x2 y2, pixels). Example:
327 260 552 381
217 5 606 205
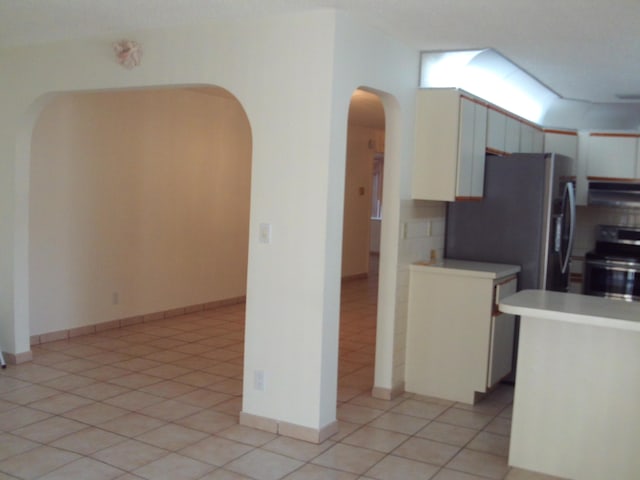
587 133 639 179
544 130 578 159
457 97 488 198
413 90 487 201
520 123 535 152
505 116 521 153
532 128 545 153
487 276 517 387
470 102 488 197
487 108 520 154
486 108 506 154
457 97 475 197
521 123 545 153
412 89 460 201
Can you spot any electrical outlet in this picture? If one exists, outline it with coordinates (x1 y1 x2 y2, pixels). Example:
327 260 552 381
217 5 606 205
112 292 119 305
254 370 265 391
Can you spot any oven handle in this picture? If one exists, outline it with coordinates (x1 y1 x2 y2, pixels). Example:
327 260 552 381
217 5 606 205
586 259 640 271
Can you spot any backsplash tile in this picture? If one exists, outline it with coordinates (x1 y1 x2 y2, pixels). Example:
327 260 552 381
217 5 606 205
575 205 640 255
393 199 447 392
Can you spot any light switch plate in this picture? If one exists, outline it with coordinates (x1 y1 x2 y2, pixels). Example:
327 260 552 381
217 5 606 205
259 223 272 244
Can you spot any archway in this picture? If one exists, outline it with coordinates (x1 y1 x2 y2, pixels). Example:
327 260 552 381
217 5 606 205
338 88 385 401
27 86 252 351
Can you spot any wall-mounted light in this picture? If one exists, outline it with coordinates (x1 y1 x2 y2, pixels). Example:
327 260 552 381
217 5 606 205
113 40 142 69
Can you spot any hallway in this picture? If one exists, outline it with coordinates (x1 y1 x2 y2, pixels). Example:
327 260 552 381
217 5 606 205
0 273 554 479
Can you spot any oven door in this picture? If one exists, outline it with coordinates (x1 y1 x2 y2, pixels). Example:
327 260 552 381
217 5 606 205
584 256 640 301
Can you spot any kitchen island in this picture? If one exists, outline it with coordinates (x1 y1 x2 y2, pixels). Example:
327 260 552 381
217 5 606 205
500 290 640 480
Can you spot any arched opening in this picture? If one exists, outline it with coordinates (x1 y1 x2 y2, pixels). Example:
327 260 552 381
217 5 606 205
338 88 385 402
29 86 251 340
23 85 252 411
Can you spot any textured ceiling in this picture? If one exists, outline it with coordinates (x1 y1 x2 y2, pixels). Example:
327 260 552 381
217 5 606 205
1 0 639 108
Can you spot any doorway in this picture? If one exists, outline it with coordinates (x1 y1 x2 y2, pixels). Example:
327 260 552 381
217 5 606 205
28 87 252 349
338 88 385 401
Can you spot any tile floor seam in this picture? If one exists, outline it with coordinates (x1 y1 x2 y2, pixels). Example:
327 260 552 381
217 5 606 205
362 447 445 480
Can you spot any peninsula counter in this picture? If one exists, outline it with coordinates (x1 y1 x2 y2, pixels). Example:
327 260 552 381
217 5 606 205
500 290 640 480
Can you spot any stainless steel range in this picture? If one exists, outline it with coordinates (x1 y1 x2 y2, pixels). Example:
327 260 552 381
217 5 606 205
584 225 640 302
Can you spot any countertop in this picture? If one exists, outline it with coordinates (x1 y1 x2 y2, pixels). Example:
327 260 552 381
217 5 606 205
500 289 640 332
410 258 521 280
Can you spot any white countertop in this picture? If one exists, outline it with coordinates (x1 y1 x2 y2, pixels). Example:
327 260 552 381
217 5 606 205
500 289 640 332
410 258 520 280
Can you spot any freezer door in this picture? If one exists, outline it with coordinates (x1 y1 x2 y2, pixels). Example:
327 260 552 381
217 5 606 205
445 153 574 291
445 154 548 290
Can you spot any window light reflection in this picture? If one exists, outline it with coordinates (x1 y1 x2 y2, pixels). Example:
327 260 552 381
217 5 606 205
420 50 557 123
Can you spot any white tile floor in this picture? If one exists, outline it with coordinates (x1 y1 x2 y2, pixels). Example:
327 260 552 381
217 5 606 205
0 265 562 479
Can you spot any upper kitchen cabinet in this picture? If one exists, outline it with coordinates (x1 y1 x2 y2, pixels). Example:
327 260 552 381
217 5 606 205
505 115 521 153
486 107 507 154
413 89 488 201
544 129 578 160
520 122 545 153
586 132 640 180
486 107 544 155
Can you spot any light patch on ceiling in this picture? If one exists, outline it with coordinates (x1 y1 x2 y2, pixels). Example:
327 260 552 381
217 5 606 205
420 49 559 123
421 50 483 87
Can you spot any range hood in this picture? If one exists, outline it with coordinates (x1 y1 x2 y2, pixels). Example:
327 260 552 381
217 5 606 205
588 182 640 208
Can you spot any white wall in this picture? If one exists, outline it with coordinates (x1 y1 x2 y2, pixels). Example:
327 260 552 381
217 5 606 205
329 13 421 401
29 88 251 336
0 10 421 434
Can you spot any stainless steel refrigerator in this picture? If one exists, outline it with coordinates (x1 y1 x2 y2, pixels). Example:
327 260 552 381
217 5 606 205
446 153 576 382
445 153 576 292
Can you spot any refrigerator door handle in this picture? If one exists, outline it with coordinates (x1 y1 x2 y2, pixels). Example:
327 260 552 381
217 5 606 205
560 182 576 274
554 215 563 254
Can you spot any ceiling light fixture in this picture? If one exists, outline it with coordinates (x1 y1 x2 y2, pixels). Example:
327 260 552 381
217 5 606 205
113 40 142 69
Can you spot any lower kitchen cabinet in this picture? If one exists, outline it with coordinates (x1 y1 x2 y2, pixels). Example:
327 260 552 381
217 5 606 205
487 277 518 386
405 260 520 404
